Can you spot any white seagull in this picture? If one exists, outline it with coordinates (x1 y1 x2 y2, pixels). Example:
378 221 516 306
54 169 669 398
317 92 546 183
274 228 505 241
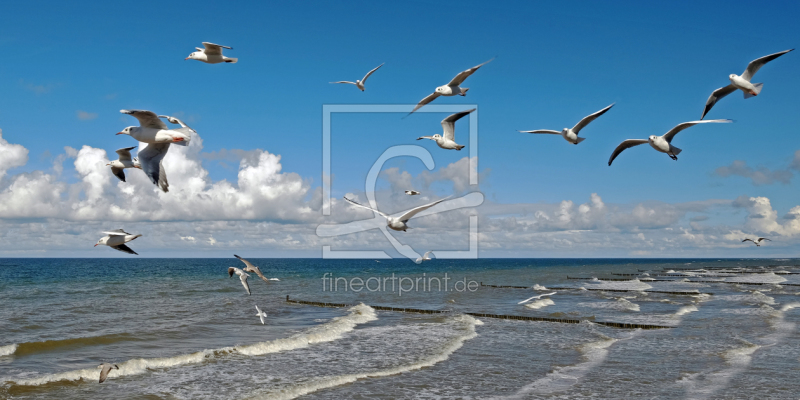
185 42 238 64
344 196 450 232
405 190 421 195
228 267 251 295
702 49 793 119
330 63 384 91
742 237 771 247
520 104 614 145
117 110 194 193
415 251 434 264
234 254 272 284
518 292 557 305
107 146 141 182
255 305 267 325
608 119 732 165
407 58 493 116
98 363 119 384
94 229 142 255
417 108 474 150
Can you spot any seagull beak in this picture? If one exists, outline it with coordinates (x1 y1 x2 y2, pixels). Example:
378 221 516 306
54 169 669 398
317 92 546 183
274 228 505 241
185 57 190 60
94 244 98 247
116 132 124 135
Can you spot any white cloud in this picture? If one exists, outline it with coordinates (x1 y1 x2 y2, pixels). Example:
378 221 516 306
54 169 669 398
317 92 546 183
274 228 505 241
733 195 800 236
76 110 98 121
0 129 28 179
714 160 792 186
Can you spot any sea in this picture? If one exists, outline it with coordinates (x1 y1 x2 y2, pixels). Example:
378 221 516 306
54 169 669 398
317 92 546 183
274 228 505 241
1 258 799 399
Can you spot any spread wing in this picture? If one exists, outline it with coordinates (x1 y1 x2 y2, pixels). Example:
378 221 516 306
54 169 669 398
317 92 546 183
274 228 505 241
202 42 231 56
111 244 138 255
608 139 649 166
701 85 737 120
235 255 270 283
742 238 754 243
361 63 384 83
423 250 433 259
115 146 136 162
519 129 560 135
440 109 475 141
572 103 614 133
103 229 131 236
742 49 793 81
407 92 440 116
110 166 126 182
239 273 251 295
99 365 112 383
138 143 170 193
120 110 168 130
330 81 357 85
397 197 450 221
758 238 771 242
343 197 390 218
662 119 732 143
447 58 494 86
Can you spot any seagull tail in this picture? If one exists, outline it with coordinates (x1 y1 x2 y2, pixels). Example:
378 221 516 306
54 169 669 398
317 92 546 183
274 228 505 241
460 88 469 96
671 146 683 156
744 83 762 99
224 57 238 64
575 137 587 144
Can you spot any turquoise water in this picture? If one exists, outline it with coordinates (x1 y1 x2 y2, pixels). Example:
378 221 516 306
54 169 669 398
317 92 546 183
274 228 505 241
1 258 799 399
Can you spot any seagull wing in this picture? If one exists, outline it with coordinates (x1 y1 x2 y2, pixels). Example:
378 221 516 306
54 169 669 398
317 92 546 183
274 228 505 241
344 197 390 218
519 129 561 135
423 250 433 259
138 143 170 193
236 254 271 284
447 58 494 86
111 244 138 255
234 254 256 270
115 146 136 162
701 85 737 120
742 238 754 243
742 49 793 81
110 166 126 182
120 110 168 129
397 197 450 221
103 229 130 236
239 273 251 295
361 63 384 83
608 139 649 166
758 238 771 242
202 42 231 55
330 81 357 85
572 103 614 133
99 364 112 383
407 92 440 116
662 119 732 143
441 109 475 141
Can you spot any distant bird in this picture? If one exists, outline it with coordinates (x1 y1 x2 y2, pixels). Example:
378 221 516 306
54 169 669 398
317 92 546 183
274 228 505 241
255 305 267 324
405 190 421 196
117 110 194 192
417 109 474 150
344 196 450 232
228 267 251 295
330 63 384 91
234 254 272 284
268 278 280 281
608 119 732 165
520 104 614 145
415 251 434 264
94 229 141 255
702 49 793 119
107 146 141 182
518 292 557 305
408 58 493 116
98 363 119 383
742 237 771 247
185 42 238 64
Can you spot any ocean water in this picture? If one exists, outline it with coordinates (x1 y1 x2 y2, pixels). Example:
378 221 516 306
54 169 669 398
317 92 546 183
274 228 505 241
1 258 799 399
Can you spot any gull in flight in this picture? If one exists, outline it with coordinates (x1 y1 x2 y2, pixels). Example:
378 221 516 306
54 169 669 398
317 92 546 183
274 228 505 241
94 229 142 255
255 305 267 324
234 254 272 284
185 42 238 64
702 49 793 119
405 190 420 195
344 196 449 232
417 108 474 150
520 104 614 145
518 292 557 305
742 237 771 247
415 251 434 264
117 110 195 192
228 267 251 295
98 363 119 383
107 146 141 182
330 63 383 91
608 119 732 165
408 58 493 116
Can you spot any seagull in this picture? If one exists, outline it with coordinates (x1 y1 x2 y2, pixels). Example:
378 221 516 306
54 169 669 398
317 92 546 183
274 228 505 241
520 104 614 145
701 49 793 119
415 251 434 264
185 42 238 64
117 110 195 193
94 229 142 255
417 109 474 150
518 292 557 305
407 58 493 116
330 63 384 91
107 146 141 182
743 237 771 247
234 254 272 284
608 119 732 165
344 196 450 232
98 363 119 383
405 190 421 195
228 267 251 295
255 305 267 324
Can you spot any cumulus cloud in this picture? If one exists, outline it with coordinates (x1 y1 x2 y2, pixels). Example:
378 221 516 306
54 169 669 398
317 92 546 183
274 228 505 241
714 160 792 186
0 129 28 179
77 110 98 121
732 195 800 236
791 150 800 171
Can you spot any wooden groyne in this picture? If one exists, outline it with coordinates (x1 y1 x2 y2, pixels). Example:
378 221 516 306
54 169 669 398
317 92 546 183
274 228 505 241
480 283 712 296
285 296 447 314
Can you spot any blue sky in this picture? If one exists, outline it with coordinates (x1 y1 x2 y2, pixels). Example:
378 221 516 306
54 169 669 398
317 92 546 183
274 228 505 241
0 0 798 257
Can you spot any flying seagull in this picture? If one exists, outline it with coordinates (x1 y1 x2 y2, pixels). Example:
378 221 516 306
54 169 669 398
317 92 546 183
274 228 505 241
520 104 614 145
415 251 434 264
94 229 141 255
330 63 384 91
255 305 267 325
701 49 793 119
228 267 251 295
185 42 238 64
518 292 557 305
344 196 450 232
608 119 732 165
234 254 272 284
417 108 474 150
98 363 119 383
107 146 141 182
405 190 421 195
407 58 493 116
742 237 771 247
